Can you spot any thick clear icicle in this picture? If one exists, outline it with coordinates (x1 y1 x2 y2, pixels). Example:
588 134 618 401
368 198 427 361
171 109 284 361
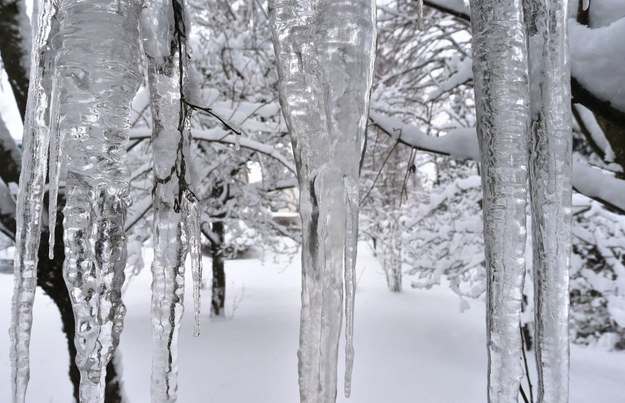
141 0 200 400
9 1 57 402
269 0 376 401
469 0 530 401
53 0 142 401
527 0 573 401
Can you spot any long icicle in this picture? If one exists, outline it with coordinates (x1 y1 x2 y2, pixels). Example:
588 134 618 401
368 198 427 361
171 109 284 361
469 0 531 401
9 1 57 401
527 0 572 401
55 0 143 401
343 176 359 398
47 62 62 260
269 0 376 401
141 0 200 400
186 195 203 337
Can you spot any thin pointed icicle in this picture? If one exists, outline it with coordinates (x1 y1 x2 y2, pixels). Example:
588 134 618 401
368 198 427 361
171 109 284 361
141 0 199 400
469 0 530 402
343 176 359 398
9 1 57 401
47 75 62 260
269 0 376 401
185 197 203 337
54 0 142 401
527 0 573 401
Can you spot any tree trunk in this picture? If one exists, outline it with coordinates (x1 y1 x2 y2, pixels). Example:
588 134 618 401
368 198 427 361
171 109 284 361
0 0 29 120
210 220 226 316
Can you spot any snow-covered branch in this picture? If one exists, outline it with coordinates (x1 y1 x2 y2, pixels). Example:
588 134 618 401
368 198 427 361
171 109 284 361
424 0 625 132
369 111 625 213
128 127 296 174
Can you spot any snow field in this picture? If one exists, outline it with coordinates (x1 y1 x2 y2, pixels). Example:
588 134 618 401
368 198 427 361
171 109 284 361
1 243 623 402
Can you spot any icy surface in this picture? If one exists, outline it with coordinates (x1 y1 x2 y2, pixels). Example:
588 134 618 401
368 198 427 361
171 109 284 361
141 0 202 400
469 0 530 401
9 1 56 402
53 0 142 401
527 1 573 401
47 62 62 259
269 0 376 400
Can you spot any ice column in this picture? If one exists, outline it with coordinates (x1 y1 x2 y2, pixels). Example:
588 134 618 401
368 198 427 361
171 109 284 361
269 0 376 401
53 0 142 401
9 1 57 402
527 0 573 401
140 0 201 401
469 0 531 401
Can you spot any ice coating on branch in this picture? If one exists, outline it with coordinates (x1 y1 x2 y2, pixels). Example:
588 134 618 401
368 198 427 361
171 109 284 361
527 0 572 401
269 0 376 400
9 1 57 401
469 0 530 401
141 0 201 400
53 0 142 401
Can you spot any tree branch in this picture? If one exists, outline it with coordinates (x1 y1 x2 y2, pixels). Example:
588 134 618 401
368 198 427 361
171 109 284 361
0 0 30 119
369 111 625 214
129 127 296 174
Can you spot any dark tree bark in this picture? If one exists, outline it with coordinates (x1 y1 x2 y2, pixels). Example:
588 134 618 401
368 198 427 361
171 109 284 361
210 220 226 316
0 0 29 120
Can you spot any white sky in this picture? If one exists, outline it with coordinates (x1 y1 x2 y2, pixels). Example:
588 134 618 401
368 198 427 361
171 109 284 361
0 69 23 140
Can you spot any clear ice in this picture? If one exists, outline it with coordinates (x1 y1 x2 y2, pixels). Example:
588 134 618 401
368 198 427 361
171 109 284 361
141 0 202 400
469 0 530 401
269 0 377 400
53 0 142 401
527 0 573 401
9 0 57 401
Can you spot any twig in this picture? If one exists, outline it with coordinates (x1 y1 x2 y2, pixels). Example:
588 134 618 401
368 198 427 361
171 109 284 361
359 140 400 206
520 324 535 403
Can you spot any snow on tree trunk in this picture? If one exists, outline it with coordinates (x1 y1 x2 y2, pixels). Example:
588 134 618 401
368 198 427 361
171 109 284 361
9 1 56 401
526 0 573 401
469 0 531 401
269 0 376 400
52 0 142 401
141 0 202 400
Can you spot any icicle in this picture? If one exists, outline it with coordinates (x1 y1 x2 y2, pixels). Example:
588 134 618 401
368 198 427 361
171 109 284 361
54 0 142 401
235 132 241 151
343 176 359 398
185 195 203 337
141 0 199 400
527 0 573 401
9 1 57 402
469 0 531 402
269 0 376 401
47 76 62 260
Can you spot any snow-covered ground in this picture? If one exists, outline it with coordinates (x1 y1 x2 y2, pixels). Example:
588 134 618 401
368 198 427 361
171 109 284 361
1 243 623 402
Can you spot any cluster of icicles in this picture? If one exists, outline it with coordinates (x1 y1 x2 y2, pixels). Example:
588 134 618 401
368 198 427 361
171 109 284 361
9 0 574 402
9 0 202 402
